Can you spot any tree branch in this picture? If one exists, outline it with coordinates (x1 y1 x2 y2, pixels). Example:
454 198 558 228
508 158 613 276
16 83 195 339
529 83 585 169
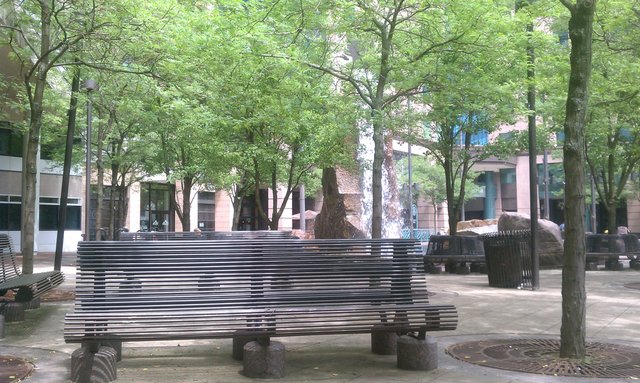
559 0 575 12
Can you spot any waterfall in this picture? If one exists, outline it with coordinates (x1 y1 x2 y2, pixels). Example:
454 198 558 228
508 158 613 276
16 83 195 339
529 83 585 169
358 123 403 239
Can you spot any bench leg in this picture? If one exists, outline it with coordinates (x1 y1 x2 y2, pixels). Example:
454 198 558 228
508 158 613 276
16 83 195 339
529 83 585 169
242 339 285 378
397 335 438 371
1 302 25 323
371 324 398 355
233 331 259 361
70 344 118 383
101 339 122 361
23 298 41 310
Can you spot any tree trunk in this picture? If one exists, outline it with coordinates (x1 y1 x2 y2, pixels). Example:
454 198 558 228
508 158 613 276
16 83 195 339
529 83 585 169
95 113 107 240
383 133 401 237
444 157 458 235
560 0 595 360
371 119 384 239
180 177 193 232
21 105 42 274
607 203 616 234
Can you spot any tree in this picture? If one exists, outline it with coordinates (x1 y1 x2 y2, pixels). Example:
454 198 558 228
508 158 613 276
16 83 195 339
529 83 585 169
1 0 109 272
559 0 595 360
585 1 640 233
276 0 489 238
410 3 523 234
397 155 482 231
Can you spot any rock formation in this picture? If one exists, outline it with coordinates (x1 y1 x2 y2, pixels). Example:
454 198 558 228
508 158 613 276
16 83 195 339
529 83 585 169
314 167 366 239
498 212 564 267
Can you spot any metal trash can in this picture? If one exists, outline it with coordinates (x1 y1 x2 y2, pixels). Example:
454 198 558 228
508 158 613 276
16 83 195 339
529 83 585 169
480 231 532 289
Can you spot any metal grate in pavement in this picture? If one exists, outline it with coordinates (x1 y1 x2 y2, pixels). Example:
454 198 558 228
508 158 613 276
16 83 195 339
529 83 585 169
447 338 640 379
0 355 34 383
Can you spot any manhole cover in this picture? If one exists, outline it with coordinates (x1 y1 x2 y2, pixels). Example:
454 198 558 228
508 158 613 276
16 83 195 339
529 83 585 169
624 282 640 291
447 339 640 379
0 355 35 383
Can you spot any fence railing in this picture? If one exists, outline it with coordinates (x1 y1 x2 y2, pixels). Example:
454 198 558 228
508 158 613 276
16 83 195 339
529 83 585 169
401 229 433 242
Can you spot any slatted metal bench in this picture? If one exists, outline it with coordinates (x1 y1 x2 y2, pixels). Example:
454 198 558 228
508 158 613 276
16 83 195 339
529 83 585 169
0 233 65 304
424 235 485 274
64 238 457 381
118 230 296 241
585 234 633 270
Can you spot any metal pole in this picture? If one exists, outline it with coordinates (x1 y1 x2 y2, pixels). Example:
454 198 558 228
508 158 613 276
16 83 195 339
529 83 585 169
408 142 414 239
526 22 539 290
590 174 597 233
55 67 80 270
299 184 306 232
543 149 550 220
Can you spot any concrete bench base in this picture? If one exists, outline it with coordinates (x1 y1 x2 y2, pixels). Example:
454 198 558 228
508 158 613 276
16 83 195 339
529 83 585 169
1 302 25 323
232 330 262 361
23 298 40 310
242 340 285 378
371 325 399 355
397 335 438 371
70 345 118 383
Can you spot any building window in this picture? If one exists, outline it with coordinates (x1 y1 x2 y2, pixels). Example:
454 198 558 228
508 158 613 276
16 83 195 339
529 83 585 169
0 195 21 230
0 124 23 157
39 197 82 230
197 191 215 231
140 183 173 232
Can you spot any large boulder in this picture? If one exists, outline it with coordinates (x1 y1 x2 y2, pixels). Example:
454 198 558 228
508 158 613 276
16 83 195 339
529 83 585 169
457 219 499 236
497 212 563 267
314 167 366 239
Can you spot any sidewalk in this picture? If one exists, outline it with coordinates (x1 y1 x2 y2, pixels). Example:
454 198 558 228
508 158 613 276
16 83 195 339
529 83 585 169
2 252 640 382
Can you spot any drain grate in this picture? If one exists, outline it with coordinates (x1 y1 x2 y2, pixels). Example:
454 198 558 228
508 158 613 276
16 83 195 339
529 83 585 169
624 282 640 291
447 338 640 379
0 355 34 383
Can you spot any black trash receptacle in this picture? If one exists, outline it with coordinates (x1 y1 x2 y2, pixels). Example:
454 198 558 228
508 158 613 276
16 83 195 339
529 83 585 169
480 231 532 289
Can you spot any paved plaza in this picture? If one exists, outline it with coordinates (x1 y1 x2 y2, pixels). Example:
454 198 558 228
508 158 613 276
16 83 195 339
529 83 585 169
2 252 640 382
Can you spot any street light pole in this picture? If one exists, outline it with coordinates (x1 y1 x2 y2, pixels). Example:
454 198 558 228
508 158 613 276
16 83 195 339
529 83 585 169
84 79 97 241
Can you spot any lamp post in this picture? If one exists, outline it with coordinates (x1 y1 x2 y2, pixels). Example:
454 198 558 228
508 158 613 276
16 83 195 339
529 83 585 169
84 79 97 241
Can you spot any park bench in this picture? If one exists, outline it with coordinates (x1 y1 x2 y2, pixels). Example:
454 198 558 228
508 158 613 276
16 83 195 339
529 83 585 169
0 234 64 314
585 233 640 270
64 238 458 381
118 230 295 241
424 235 485 274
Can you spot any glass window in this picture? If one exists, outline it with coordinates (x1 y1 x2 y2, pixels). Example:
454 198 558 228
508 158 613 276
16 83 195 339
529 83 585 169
38 205 82 230
197 191 215 231
140 183 173 232
0 125 23 157
0 201 21 230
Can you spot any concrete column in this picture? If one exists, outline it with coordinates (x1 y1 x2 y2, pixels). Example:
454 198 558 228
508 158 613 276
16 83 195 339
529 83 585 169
484 171 496 219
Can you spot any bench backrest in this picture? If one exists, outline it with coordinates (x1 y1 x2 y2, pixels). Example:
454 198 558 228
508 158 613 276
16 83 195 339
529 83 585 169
427 235 484 256
0 234 20 283
118 230 296 241
74 239 426 312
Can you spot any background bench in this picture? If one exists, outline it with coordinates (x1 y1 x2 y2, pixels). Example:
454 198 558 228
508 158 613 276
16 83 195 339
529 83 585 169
586 233 640 270
424 235 485 274
118 230 296 241
0 233 64 305
65 238 457 381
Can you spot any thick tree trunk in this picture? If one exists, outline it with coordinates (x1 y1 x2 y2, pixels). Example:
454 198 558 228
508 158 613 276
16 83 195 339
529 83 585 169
22 105 42 274
560 0 595 360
